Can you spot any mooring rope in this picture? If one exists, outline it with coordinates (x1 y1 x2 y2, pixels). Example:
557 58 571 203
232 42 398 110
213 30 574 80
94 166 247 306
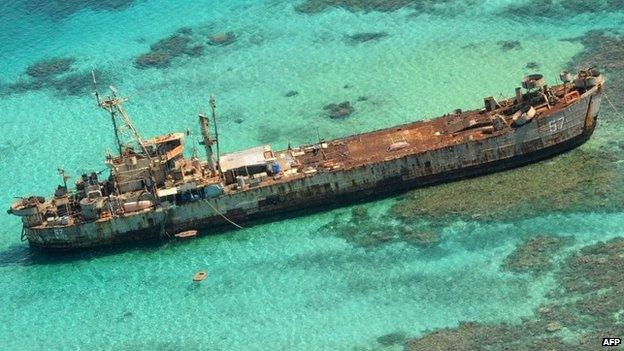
205 199 244 229
604 93 624 120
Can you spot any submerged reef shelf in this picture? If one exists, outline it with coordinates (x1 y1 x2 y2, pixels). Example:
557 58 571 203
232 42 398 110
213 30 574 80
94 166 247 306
390 148 624 223
320 207 441 249
501 234 572 276
404 238 624 350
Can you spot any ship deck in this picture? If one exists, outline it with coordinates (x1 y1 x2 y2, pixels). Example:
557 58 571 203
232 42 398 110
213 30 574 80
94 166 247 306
291 84 574 172
194 82 581 194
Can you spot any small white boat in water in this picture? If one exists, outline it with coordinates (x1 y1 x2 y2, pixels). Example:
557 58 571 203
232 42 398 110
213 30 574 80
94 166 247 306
175 230 198 239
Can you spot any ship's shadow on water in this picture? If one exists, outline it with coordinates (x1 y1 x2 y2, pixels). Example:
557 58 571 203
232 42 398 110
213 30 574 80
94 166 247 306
0 239 173 267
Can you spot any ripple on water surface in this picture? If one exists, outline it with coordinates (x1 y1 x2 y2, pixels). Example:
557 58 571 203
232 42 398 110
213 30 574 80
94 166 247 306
0 0 623 350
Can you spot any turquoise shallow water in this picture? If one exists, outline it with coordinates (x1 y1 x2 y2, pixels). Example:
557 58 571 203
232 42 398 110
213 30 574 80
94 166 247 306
1 1 623 350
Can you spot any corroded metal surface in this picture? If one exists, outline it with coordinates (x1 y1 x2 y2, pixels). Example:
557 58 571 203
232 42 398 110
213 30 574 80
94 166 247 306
12 71 604 251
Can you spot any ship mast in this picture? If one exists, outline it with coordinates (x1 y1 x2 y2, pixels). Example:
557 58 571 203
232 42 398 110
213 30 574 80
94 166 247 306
198 113 216 174
91 71 151 159
209 95 221 167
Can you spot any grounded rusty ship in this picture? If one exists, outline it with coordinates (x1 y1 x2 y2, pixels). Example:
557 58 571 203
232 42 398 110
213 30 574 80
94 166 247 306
8 69 604 250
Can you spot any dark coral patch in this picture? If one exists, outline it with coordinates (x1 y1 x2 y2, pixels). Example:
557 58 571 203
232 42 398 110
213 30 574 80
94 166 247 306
176 27 193 35
502 234 572 276
4 68 113 97
24 0 134 20
2 55 114 97
399 227 440 248
565 30 624 112
376 331 406 346
186 45 205 58
323 101 354 118
134 52 171 69
26 57 75 79
321 207 442 249
525 61 540 70
295 0 447 14
208 32 237 46
497 40 521 51
346 32 388 43
558 238 624 294
500 0 624 20
390 148 624 223
53 70 114 96
404 239 624 350
150 34 193 55
134 31 205 69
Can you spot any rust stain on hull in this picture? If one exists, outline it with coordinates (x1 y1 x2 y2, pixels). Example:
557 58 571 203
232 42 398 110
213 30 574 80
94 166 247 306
11 70 605 252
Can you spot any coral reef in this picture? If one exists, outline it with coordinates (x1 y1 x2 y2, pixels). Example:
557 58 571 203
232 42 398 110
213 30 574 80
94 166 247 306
346 32 388 43
390 148 624 223
565 30 624 111
405 239 624 350
497 40 521 51
25 58 75 79
398 227 440 248
294 0 448 14
321 207 442 249
568 30 624 71
323 101 354 118
24 0 133 20
134 52 171 69
376 331 406 346
500 0 624 20
501 234 572 276
525 61 540 70
208 32 237 46
134 29 207 69
401 28 624 350
2 56 112 97
405 322 522 351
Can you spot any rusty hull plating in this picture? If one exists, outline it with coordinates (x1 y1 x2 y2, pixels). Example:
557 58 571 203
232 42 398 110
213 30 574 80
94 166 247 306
7 69 605 251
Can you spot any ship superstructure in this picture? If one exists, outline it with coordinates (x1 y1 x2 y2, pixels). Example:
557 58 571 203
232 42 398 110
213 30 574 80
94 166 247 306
8 69 604 250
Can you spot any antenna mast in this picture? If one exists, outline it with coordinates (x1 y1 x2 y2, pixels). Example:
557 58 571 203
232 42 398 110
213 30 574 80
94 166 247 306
92 72 150 158
92 71 122 155
198 112 216 174
209 95 221 171
57 167 70 189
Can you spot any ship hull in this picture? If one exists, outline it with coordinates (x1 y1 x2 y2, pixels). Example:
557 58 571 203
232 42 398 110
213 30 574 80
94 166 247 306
170 120 597 231
25 86 602 251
